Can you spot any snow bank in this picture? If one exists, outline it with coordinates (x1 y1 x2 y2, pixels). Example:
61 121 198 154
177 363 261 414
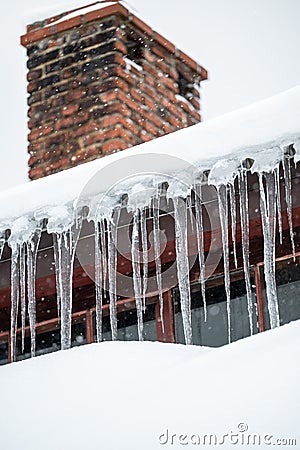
0 320 299 449
0 86 299 225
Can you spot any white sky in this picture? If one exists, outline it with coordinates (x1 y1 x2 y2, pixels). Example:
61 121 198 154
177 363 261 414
0 0 299 191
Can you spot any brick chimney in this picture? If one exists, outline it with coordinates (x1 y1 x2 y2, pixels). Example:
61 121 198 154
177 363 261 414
21 1 208 180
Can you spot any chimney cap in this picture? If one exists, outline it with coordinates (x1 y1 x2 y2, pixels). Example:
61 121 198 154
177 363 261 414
20 1 208 79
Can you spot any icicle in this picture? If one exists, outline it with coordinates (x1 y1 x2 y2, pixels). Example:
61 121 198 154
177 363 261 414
53 220 81 350
274 166 283 245
173 196 192 345
283 157 296 259
107 208 120 341
238 169 253 335
100 220 107 297
229 182 238 269
53 234 62 319
26 228 41 357
94 221 103 343
259 172 279 328
152 191 164 334
10 245 20 362
194 183 207 321
0 232 5 261
186 194 195 233
8 217 42 361
140 207 148 311
131 209 143 341
20 243 26 353
217 184 231 343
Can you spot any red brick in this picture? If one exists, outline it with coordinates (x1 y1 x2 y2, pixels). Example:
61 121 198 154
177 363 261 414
27 81 38 93
143 49 155 64
101 113 124 129
100 91 117 103
162 122 173 134
120 118 140 136
140 131 154 143
140 84 160 104
190 98 200 111
21 27 51 46
102 139 129 154
143 111 163 128
28 125 53 141
144 96 157 111
62 104 80 116
161 75 178 92
130 89 144 104
114 40 127 55
167 114 181 129
152 45 172 63
117 91 142 113
54 117 73 131
144 121 159 136
74 121 101 137
144 75 155 87
27 69 42 82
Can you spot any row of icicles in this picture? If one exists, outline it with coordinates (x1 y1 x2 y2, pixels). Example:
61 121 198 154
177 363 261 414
1 157 296 362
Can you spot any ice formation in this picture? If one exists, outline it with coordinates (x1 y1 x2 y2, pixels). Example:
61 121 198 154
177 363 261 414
0 86 299 361
2 146 298 361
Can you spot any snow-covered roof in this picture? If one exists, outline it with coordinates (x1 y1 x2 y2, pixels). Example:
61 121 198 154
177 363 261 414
0 321 299 449
0 86 299 228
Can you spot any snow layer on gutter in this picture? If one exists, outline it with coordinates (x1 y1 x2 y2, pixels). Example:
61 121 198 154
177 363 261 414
0 86 299 228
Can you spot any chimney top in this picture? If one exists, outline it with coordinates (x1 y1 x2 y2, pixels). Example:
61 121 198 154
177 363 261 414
21 1 207 79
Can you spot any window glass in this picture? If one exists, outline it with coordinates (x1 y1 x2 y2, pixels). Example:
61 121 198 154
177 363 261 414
0 340 8 365
16 318 87 362
174 271 258 347
93 302 157 342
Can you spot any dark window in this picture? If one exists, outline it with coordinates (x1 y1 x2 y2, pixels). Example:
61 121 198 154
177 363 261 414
16 318 87 362
93 302 157 342
0 339 8 365
173 270 258 347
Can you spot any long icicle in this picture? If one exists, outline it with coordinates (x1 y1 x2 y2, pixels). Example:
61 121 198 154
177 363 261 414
187 194 195 233
238 169 253 335
100 220 107 301
20 243 26 353
10 245 20 362
131 209 143 341
26 228 41 357
152 191 164 334
229 182 238 269
140 207 148 312
274 165 283 245
217 184 231 343
283 157 296 259
194 182 207 321
53 220 81 350
173 196 192 345
94 221 103 343
0 232 5 261
107 209 120 341
259 172 279 328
